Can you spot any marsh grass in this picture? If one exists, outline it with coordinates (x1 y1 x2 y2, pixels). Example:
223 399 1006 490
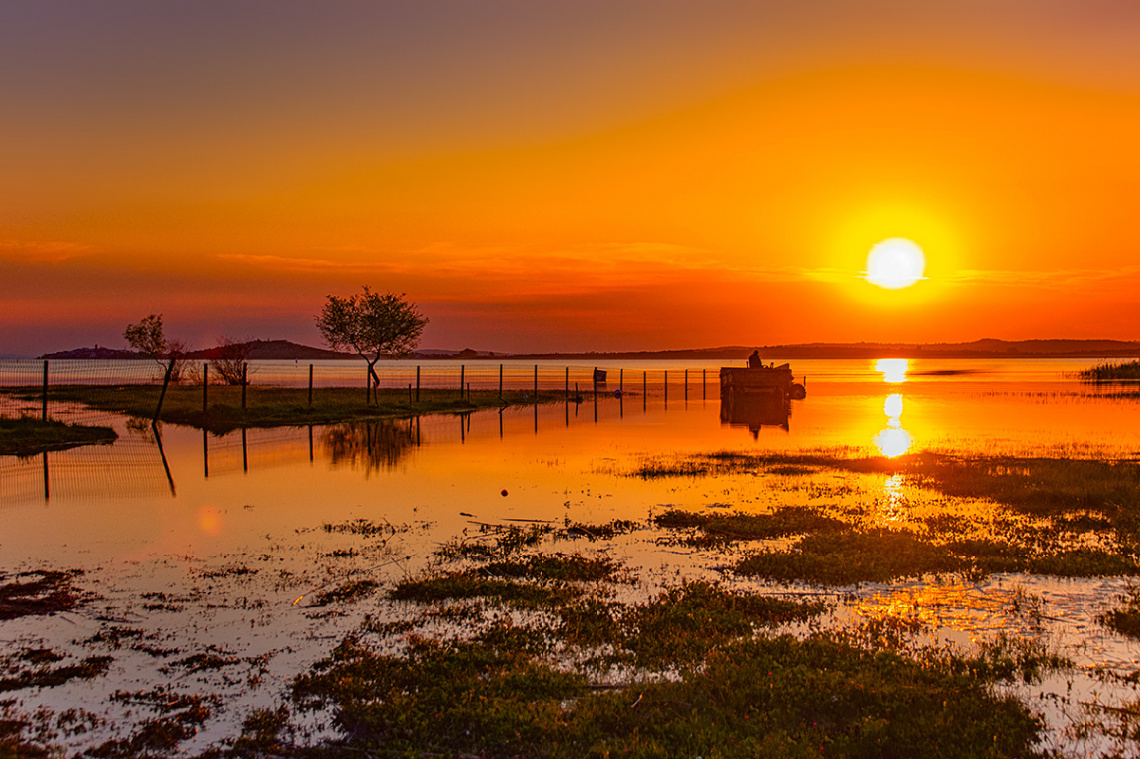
0 570 84 620
0 416 116 456
1079 360 1140 382
636 450 1140 580
10 384 567 432
292 623 1050 759
1099 586 1140 639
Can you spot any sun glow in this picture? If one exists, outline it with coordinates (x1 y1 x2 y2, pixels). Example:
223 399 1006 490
865 238 926 289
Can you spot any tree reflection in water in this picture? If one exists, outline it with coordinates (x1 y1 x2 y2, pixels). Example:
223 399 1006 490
322 419 418 472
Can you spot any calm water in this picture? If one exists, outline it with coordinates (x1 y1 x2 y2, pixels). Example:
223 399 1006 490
3 357 1140 754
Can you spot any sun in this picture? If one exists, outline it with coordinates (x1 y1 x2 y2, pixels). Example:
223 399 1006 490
865 238 926 289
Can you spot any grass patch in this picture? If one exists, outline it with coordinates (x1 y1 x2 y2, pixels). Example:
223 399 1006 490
735 530 963 585
4 384 567 433
1099 586 1140 639
391 571 582 608
291 629 1047 759
653 506 847 547
0 416 116 456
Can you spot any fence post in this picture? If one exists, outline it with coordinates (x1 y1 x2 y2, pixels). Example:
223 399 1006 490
409 383 413 403
42 360 48 421
534 364 538 398
593 366 598 398
684 369 688 401
241 362 248 410
499 364 504 400
202 363 209 414
308 364 313 407
460 365 465 400
154 357 176 423
664 370 668 405
416 365 421 402
642 371 647 406
703 369 707 400
620 368 623 393
565 367 569 401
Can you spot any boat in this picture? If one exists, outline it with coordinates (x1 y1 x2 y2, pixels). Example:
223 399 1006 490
719 363 806 401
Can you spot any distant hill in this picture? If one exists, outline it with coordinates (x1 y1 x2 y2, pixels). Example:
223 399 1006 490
33 338 1140 362
185 339 355 360
509 339 1140 360
40 346 143 360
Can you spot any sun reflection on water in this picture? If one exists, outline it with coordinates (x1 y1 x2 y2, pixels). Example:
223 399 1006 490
874 391 913 458
875 358 909 384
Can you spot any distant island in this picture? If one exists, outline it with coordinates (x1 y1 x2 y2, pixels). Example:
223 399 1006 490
35 337 1140 362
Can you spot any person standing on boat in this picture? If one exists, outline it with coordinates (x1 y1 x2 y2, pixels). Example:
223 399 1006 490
748 349 762 368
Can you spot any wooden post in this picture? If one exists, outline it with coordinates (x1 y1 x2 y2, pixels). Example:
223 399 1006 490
308 364 314 407
534 364 538 398
416 365 421 402
460 364 465 399
154 357 176 423
703 369 707 400
620 368 624 393
593 366 598 398
642 370 647 410
41 360 48 421
241 362 248 410
565 367 569 401
499 364 504 400
664 370 668 404
202 363 209 414
684 369 688 401
408 383 413 403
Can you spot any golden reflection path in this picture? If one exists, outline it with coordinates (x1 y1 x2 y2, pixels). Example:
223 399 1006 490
873 361 913 458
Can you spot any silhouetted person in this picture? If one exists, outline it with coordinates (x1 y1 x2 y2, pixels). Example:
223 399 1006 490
748 349 762 368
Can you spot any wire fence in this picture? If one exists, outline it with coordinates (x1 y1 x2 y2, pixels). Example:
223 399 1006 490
0 359 724 426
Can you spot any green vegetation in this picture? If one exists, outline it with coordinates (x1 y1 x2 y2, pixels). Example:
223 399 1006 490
1079 359 1140 382
285 530 1052 759
2 384 568 433
0 416 116 456
1100 586 1140 639
634 450 1140 583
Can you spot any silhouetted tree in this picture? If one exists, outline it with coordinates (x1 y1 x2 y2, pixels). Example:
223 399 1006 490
316 288 428 394
123 314 191 382
209 336 251 386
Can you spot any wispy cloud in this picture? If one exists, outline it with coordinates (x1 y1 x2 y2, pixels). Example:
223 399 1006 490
945 266 1140 289
0 239 95 263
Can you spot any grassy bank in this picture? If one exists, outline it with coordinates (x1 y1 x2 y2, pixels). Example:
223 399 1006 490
0 416 117 456
4 384 570 433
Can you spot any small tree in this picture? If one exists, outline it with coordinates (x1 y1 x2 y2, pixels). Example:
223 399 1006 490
123 314 167 360
209 336 251 386
124 314 191 382
316 288 428 397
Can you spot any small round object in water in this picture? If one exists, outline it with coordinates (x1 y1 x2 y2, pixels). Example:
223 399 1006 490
501 489 509 497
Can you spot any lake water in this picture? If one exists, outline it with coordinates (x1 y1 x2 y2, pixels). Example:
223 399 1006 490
3 357 1140 754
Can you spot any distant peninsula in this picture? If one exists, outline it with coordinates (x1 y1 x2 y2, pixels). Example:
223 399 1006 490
35 337 1140 362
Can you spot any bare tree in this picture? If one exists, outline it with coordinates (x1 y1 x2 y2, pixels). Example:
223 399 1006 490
209 336 251 386
316 288 428 397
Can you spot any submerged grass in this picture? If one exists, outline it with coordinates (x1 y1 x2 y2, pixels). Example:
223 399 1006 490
1079 360 1140 382
0 416 116 456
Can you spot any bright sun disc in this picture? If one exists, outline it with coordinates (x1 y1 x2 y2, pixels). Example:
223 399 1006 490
866 238 926 289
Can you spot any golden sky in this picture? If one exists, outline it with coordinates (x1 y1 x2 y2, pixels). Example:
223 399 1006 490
2 1 1139 354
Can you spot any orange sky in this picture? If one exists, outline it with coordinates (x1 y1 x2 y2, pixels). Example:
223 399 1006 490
2 1 1139 355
